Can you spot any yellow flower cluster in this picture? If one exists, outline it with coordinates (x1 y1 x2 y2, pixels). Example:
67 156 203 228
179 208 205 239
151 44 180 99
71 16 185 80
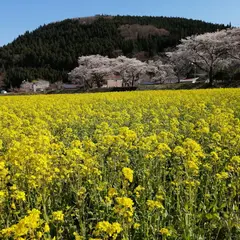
52 210 64 221
1 209 41 239
114 197 134 222
108 187 118 198
159 227 171 236
0 89 239 239
94 221 122 239
122 167 134 183
134 185 145 198
147 199 164 211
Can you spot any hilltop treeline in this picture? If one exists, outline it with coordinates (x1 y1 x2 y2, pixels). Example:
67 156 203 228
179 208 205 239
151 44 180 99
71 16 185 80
0 15 227 87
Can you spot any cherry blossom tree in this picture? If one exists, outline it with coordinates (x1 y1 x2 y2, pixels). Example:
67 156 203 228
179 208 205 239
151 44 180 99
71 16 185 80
68 55 113 88
170 30 230 85
69 55 150 88
112 56 148 87
166 50 193 83
221 58 240 82
168 28 240 84
146 59 176 83
224 28 240 61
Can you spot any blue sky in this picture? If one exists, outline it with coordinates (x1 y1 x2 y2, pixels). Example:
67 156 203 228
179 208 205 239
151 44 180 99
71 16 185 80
1 0 239 46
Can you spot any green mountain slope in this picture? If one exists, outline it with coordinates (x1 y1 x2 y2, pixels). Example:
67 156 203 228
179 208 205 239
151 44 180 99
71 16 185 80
0 15 227 87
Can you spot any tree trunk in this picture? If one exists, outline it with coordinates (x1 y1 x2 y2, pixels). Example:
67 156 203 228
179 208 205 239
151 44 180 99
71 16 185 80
95 76 103 88
96 80 101 88
131 76 135 87
209 67 214 86
177 73 181 83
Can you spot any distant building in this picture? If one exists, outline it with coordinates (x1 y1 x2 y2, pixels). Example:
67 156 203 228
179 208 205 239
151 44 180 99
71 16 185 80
102 75 123 88
107 79 123 88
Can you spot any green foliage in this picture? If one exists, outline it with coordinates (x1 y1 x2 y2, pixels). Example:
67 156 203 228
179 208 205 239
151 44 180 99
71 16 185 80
0 15 226 87
4 67 67 88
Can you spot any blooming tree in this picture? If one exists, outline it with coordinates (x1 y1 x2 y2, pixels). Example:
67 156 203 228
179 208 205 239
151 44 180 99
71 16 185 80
69 55 150 88
168 28 240 84
146 59 176 83
112 56 148 87
68 55 113 88
69 28 240 89
221 58 240 82
223 28 240 61
169 30 230 85
166 50 193 82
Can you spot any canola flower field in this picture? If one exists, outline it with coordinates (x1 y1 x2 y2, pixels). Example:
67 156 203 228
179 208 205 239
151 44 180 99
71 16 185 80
0 89 240 240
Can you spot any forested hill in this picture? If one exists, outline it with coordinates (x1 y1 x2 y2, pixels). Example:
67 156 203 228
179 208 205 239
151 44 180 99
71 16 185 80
0 15 228 87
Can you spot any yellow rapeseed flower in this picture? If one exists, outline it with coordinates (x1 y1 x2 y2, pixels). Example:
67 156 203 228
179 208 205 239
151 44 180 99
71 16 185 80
216 172 229 180
133 223 141 229
52 211 64 221
108 187 118 198
44 223 50 233
94 221 122 239
147 200 164 211
160 227 171 236
122 167 134 183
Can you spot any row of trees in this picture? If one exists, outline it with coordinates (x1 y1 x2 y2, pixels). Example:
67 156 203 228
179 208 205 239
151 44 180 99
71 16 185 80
167 28 240 85
68 55 175 88
69 28 240 88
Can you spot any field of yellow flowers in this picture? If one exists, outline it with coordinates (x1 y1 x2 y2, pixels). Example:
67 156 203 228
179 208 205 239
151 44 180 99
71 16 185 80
0 89 240 240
